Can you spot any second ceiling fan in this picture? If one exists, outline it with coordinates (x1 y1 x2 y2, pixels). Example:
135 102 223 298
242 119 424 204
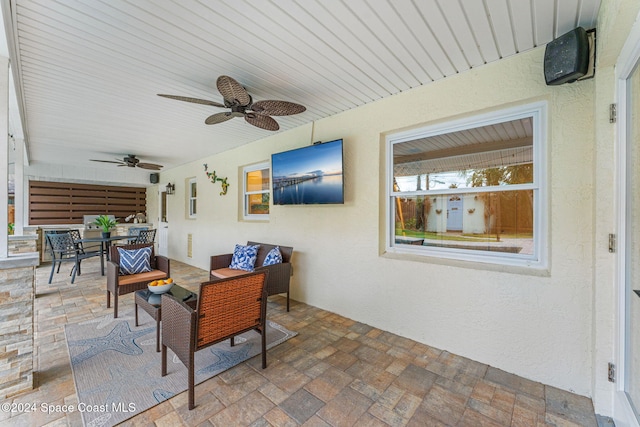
158 75 306 131
90 154 163 170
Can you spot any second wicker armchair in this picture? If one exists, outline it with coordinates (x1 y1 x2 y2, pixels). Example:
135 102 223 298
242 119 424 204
160 270 269 410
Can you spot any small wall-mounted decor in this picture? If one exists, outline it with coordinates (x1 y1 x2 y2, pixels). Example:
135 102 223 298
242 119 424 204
468 208 475 214
203 164 229 195
436 209 442 214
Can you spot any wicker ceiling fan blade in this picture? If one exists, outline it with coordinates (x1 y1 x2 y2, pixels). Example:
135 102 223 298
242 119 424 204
90 159 125 165
245 113 280 131
205 112 237 125
157 94 225 108
137 163 163 170
251 100 306 116
216 75 251 107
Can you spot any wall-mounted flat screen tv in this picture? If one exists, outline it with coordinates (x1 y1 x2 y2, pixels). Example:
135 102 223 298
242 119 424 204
272 139 344 205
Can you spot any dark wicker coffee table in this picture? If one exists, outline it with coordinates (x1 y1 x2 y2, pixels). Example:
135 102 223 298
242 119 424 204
134 284 197 352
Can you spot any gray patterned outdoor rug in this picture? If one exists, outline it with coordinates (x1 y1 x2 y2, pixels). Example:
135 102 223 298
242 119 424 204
64 310 296 427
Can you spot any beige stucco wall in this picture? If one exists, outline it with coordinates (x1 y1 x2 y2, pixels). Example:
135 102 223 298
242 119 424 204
158 42 598 398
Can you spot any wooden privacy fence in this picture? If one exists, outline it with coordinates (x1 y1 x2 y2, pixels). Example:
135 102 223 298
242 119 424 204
29 181 146 225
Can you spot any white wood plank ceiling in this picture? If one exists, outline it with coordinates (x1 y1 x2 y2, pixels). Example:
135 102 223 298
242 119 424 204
2 0 601 173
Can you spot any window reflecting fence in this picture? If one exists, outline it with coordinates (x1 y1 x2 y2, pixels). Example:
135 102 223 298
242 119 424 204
393 191 534 255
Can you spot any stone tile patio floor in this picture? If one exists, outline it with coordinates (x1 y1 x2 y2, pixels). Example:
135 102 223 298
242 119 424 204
1 257 600 426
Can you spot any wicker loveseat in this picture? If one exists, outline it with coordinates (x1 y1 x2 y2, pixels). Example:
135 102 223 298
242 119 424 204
106 242 170 318
210 241 293 311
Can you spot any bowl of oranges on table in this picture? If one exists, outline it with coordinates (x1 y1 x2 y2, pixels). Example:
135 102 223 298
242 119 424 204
148 278 174 294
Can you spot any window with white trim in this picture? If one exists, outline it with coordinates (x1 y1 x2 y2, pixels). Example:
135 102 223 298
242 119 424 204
386 102 547 268
243 162 270 220
188 178 197 219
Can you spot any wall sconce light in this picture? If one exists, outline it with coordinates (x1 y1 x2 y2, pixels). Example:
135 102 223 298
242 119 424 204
166 182 175 195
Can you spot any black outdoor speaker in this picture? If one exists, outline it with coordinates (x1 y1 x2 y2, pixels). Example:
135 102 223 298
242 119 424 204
150 173 159 184
544 27 590 86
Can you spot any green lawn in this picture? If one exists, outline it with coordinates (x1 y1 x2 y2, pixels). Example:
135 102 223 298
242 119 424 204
395 228 533 242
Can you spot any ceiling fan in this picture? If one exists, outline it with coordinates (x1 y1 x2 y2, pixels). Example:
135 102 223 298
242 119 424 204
158 75 306 131
90 154 163 170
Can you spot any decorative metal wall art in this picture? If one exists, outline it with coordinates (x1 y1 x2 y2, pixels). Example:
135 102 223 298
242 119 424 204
203 164 229 195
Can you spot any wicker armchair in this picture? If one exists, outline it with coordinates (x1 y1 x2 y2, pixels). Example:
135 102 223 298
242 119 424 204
210 242 293 311
106 242 170 318
161 270 268 410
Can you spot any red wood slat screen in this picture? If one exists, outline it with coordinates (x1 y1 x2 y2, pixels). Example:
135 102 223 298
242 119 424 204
29 181 146 225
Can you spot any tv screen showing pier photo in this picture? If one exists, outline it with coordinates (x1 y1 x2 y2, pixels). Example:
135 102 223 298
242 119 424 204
271 139 344 205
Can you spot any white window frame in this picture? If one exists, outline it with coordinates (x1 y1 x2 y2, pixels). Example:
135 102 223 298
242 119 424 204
385 101 548 269
188 177 197 219
243 162 270 220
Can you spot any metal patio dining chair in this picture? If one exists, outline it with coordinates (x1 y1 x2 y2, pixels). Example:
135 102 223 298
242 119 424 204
127 226 148 243
46 231 103 284
134 229 156 244
68 229 102 277
45 231 74 284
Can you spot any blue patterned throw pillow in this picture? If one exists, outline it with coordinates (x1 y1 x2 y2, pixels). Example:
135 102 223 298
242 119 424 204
229 244 260 271
118 247 152 275
263 246 283 266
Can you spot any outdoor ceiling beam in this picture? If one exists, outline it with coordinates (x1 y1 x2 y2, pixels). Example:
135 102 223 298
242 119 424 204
394 136 532 164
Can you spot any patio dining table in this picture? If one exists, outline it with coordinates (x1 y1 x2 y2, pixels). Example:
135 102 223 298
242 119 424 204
75 235 133 276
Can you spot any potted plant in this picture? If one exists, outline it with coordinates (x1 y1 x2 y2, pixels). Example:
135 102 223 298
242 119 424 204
94 215 117 238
